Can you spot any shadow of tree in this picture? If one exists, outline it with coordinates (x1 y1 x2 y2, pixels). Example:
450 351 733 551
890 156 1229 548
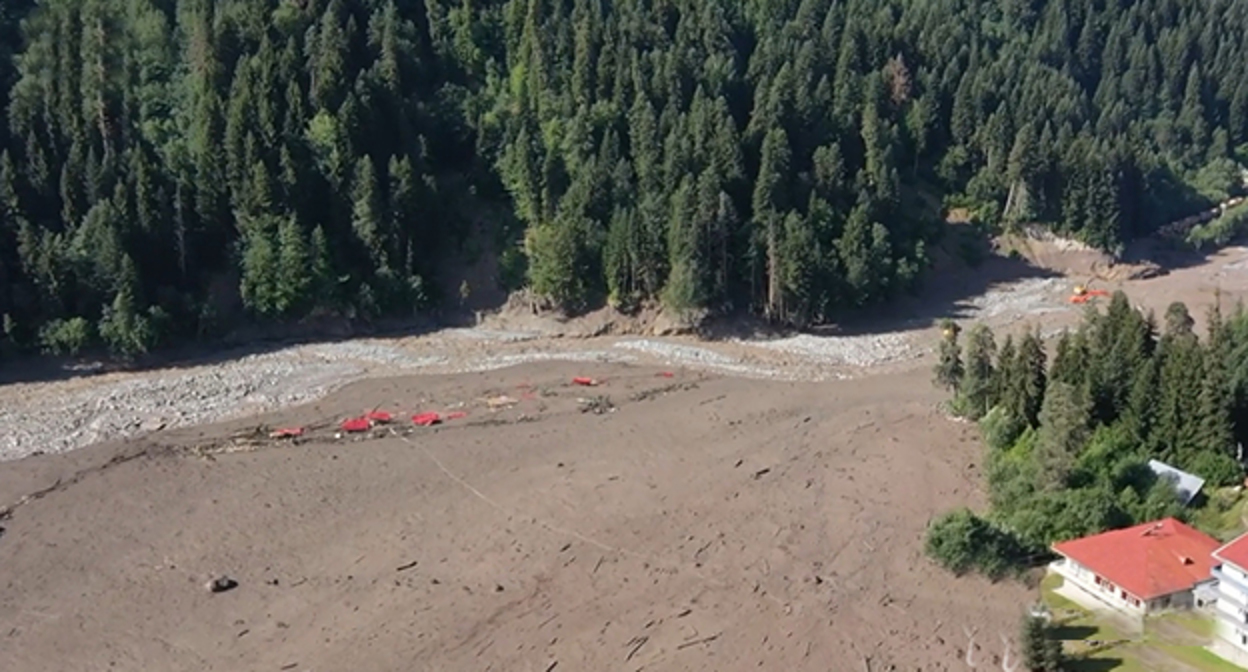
0 314 448 387
1065 657 1126 672
1051 624 1099 640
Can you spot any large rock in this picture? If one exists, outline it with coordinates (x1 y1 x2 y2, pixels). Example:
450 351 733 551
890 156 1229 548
650 308 705 336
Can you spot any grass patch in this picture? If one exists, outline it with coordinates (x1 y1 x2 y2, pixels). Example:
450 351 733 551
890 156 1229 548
1042 574 1131 655
1190 487 1248 541
1188 200 1248 250
1065 656 1144 672
1157 644 1248 672
1154 612 1217 640
1042 572 1078 609
1041 572 1246 671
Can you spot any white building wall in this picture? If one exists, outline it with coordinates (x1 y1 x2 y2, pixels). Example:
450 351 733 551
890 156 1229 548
1222 564 1248 601
1216 614 1248 652
1226 565 1248 583
1153 589 1194 611
1050 556 1148 615
1218 596 1244 623
1215 561 1248 653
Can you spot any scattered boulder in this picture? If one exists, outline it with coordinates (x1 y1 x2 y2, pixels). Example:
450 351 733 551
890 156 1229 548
1127 262 1166 280
650 307 704 336
207 576 238 593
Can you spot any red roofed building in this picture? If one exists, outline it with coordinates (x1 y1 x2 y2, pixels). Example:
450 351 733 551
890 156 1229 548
1049 517 1220 616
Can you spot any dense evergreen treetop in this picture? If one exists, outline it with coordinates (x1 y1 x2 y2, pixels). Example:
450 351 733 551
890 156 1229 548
1 0 1246 357
927 293 1248 578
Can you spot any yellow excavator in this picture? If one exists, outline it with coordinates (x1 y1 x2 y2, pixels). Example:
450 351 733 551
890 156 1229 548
1069 279 1110 304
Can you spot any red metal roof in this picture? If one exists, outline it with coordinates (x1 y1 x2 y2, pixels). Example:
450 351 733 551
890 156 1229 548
1050 518 1220 600
1214 531 1248 570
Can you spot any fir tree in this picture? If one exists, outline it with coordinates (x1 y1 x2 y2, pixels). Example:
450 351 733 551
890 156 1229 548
995 334 1018 407
351 156 385 269
959 324 998 419
1018 612 1065 672
1 0 1248 358
98 254 153 357
1020 613 1048 670
309 224 338 310
1049 329 1088 388
1034 381 1091 491
276 217 313 316
239 216 281 317
1018 330 1048 427
933 320 965 394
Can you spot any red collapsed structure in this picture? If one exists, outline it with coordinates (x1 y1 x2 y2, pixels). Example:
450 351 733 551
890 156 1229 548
291 373 630 438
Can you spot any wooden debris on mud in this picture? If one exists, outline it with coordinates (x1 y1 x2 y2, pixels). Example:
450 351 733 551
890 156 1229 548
577 395 615 414
483 394 520 410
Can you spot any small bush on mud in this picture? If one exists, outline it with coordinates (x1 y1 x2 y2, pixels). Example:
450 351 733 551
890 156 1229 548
924 508 1024 580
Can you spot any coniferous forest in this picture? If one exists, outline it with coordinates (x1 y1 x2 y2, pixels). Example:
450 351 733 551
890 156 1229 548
926 294 1248 579
2 0 1248 358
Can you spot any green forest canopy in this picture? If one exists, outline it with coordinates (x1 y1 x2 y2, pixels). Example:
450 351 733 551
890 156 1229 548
926 293 1248 579
1 0 1248 357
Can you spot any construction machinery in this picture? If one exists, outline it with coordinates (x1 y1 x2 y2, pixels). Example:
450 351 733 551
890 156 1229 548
1069 279 1110 304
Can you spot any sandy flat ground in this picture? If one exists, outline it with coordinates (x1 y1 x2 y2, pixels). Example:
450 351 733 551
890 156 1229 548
1 362 1028 672
0 242 1245 671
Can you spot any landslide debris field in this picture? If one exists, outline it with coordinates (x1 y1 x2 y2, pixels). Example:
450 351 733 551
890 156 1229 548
0 244 1245 672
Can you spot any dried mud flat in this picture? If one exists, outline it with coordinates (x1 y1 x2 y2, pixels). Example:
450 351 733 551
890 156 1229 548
1 362 1030 672
0 244 1245 671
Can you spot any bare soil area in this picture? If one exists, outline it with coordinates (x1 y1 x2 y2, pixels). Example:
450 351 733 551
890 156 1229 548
1 362 1027 672
0 241 1246 671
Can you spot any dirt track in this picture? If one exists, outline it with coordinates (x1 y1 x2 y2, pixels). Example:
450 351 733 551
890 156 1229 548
0 243 1246 671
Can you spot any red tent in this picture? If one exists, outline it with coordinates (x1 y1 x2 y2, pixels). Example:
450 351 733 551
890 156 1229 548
412 412 442 427
340 417 371 433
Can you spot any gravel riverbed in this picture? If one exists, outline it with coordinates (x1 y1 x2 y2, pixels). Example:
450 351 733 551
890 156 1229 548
0 274 1076 462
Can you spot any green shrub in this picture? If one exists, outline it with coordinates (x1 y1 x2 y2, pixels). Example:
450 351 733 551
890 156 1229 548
99 305 156 358
925 508 1024 580
980 406 1025 451
1188 201 1248 249
1185 450 1244 487
39 317 93 356
1190 157 1244 202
